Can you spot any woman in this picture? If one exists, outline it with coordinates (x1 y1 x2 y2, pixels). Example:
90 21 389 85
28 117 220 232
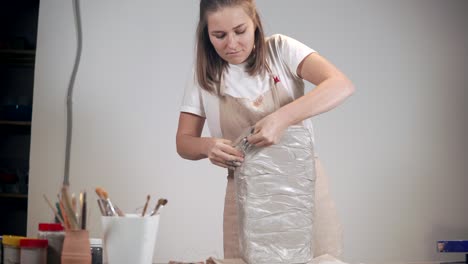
176 0 354 258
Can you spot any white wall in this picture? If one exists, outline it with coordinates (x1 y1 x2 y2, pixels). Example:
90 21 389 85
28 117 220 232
29 0 468 263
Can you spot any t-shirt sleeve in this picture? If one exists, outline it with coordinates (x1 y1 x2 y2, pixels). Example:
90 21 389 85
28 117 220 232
180 70 206 118
270 34 316 77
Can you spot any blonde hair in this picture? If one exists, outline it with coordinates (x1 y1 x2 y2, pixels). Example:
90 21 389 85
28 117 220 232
195 0 267 95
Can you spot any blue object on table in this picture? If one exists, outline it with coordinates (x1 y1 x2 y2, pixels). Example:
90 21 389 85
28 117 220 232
437 240 468 264
438 240 468 253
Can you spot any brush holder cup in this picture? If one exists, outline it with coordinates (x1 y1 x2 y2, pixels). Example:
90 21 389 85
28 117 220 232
101 214 160 264
61 230 91 264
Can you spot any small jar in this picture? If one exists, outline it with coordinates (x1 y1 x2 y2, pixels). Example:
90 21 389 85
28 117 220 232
89 238 103 264
2 235 24 264
19 238 48 264
37 223 65 264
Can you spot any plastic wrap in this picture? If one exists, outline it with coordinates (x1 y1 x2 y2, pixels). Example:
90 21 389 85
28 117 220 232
234 126 316 264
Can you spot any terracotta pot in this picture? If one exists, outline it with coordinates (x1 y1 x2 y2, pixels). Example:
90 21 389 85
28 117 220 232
61 230 91 264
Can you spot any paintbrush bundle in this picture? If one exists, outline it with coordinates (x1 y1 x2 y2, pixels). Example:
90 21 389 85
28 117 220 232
42 185 92 263
43 186 88 231
95 187 124 216
95 187 168 217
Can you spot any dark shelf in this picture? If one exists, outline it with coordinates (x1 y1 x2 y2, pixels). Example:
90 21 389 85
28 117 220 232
0 49 36 66
0 0 38 238
0 120 31 126
0 49 35 55
0 193 28 199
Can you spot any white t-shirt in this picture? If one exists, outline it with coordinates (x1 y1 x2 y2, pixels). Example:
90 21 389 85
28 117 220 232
180 34 316 140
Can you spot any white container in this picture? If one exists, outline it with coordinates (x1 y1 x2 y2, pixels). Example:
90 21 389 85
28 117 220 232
3 245 20 264
37 223 65 264
2 235 24 264
19 238 48 264
101 214 160 264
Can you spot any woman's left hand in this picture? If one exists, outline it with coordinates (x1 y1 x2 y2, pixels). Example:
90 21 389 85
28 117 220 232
247 113 287 147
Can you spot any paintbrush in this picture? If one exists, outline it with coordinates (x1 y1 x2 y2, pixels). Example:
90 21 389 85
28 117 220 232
150 198 168 216
141 195 151 217
81 191 87 229
43 194 65 226
61 186 79 229
72 193 80 226
58 197 69 229
95 187 117 216
114 206 125 217
97 199 106 216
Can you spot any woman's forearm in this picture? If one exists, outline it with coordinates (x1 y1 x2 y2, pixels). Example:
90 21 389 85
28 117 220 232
276 77 355 127
176 134 212 160
176 112 212 160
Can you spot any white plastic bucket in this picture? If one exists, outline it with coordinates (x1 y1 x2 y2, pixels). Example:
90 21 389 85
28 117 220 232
101 214 159 264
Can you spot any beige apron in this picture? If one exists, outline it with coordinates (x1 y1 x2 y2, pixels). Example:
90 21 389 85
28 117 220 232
219 65 301 258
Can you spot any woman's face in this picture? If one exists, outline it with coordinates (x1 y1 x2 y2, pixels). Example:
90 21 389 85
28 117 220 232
207 6 256 65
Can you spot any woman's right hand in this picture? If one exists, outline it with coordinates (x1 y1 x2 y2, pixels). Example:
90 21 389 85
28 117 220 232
176 113 243 169
206 138 244 170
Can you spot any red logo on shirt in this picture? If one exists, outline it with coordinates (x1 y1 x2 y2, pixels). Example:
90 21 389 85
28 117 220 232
273 76 280 84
